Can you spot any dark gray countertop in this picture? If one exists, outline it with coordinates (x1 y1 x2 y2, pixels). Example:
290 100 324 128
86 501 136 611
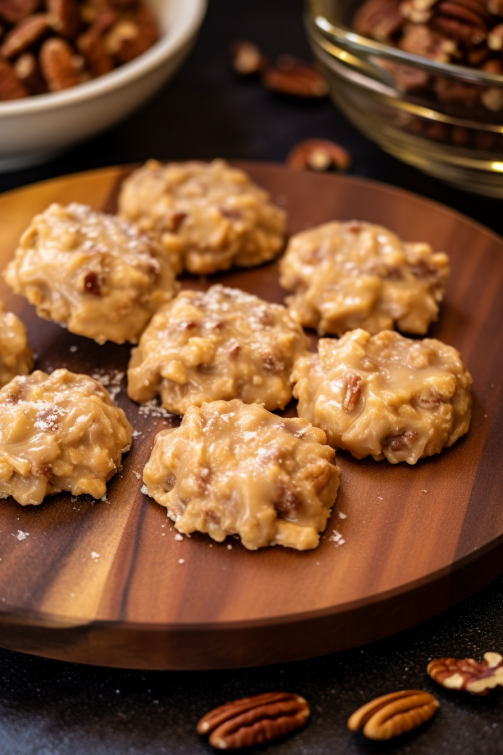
0 1 502 753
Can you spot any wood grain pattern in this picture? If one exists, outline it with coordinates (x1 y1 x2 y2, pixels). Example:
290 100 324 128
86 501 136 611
0 162 502 669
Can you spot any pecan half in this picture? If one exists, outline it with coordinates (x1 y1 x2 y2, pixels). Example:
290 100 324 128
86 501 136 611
385 430 417 452
343 373 362 412
197 692 310 750
47 0 80 38
378 58 430 92
77 7 116 76
105 5 158 64
427 653 503 695
40 36 81 90
263 55 328 98
353 0 404 42
170 210 187 232
0 57 28 98
0 13 49 58
230 39 265 76
348 690 439 740
430 1 489 46
82 270 103 295
434 76 480 106
399 22 457 61
274 479 302 516
14 51 47 94
0 0 38 24
287 139 352 172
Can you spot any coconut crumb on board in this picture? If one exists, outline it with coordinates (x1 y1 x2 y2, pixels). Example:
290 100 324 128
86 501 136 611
329 531 345 547
14 530 29 541
137 399 173 419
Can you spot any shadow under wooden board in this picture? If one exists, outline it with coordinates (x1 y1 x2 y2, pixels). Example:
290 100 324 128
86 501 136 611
0 161 502 670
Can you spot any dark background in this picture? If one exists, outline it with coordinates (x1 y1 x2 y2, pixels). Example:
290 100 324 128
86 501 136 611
1 1 502 753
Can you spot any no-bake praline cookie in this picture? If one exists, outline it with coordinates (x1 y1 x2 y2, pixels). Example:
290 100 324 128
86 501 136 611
0 369 132 505
118 159 287 275
4 203 178 345
280 220 449 336
143 400 340 551
127 285 308 414
293 329 472 465
0 300 33 389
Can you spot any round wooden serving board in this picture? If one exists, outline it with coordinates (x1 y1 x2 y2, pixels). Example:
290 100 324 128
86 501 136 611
0 162 502 670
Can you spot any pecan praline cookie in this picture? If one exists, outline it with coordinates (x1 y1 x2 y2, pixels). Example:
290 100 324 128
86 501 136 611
143 399 341 551
0 300 33 389
4 202 178 345
280 220 450 336
127 285 309 414
293 329 472 464
0 369 132 505
118 159 287 275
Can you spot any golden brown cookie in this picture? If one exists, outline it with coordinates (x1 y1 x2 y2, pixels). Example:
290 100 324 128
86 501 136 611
0 369 132 505
293 329 472 464
4 202 178 345
280 220 449 335
118 159 286 275
127 285 308 414
143 399 340 550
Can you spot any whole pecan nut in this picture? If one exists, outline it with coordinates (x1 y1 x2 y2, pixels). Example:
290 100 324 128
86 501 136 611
348 690 439 740
263 55 328 98
40 36 82 90
197 691 310 750
427 653 503 695
0 13 50 59
343 373 362 412
287 139 352 172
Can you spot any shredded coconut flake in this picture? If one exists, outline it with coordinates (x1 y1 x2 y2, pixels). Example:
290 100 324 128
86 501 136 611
329 531 345 547
338 512 347 519
178 558 185 564
174 534 183 541
138 399 172 418
133 471 141 480
14 530 29 541
141 484 149 495
91 551 100 561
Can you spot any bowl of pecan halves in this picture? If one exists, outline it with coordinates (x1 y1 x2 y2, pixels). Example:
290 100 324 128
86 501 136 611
306 0 503 196
0 0 206 170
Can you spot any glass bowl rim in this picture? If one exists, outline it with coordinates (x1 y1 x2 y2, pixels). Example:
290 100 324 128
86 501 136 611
305 0 503 88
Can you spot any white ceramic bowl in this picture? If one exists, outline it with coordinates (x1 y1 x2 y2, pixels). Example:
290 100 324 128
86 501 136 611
0 0 207 171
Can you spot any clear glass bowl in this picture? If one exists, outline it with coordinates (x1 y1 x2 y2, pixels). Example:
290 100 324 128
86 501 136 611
305 0 503 196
